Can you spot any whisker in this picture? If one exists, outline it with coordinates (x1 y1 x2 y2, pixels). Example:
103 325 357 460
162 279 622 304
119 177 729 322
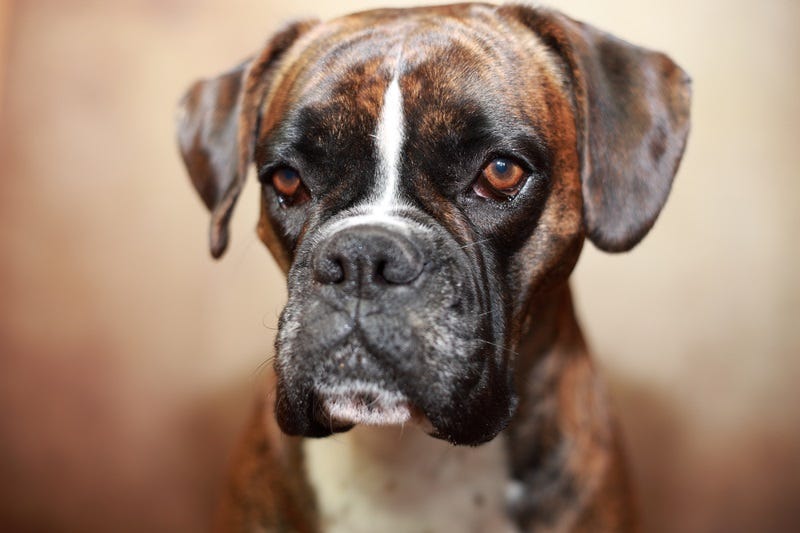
459 238 492 250
475 338 519 357
261 313 278 330
253 354 276 376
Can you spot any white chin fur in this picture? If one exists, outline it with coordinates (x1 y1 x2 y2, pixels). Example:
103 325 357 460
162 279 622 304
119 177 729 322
318 385 412 426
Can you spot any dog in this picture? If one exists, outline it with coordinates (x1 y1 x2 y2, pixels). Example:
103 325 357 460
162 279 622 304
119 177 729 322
177 3 690 531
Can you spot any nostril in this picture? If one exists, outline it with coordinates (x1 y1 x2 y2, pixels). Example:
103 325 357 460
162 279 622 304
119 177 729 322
374 259 388 283
314 255 345 284
311 224 425 290
381 263 423 285
380 250 424 285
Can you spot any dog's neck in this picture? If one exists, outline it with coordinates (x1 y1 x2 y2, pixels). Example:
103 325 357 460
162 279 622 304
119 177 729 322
304 423 518 532
302 283 633 532
505 283 635 530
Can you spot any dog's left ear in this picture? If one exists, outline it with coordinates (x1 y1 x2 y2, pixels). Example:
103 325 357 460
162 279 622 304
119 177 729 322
177 20 317 258
500 6 691 252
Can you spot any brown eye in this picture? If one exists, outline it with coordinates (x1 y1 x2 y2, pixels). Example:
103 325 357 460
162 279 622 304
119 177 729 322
270 167 308 206
475 158 527 199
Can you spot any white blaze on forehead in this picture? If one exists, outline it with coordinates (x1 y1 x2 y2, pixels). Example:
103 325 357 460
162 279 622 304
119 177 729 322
319 54 413 237
372 71 405 214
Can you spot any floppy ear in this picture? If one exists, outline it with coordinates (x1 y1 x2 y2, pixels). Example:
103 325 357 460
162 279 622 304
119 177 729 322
176 20 317 258
501 6 691 252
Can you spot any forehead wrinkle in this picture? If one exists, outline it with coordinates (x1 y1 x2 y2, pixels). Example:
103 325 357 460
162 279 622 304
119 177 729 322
261 6 567 199
294 31 395 100
259 22 391 138
262 12 485 128
259 4 565 137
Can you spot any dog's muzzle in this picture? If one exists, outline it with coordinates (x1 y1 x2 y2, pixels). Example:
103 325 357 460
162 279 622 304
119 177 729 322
309 224 425 429
273 218 516 445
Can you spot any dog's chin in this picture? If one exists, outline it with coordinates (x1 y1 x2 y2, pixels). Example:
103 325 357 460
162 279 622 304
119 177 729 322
274 378 516 446
319 387 416 427
276 383 431 437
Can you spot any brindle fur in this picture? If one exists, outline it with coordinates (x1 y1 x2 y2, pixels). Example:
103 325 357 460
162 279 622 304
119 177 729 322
177 3 690 531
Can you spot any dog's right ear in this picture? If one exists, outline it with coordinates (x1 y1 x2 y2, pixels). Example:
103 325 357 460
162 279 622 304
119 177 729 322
176 20 317 258
499 6 691 253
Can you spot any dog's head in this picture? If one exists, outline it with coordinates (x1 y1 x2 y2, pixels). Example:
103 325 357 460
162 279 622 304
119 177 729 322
177 4 690 445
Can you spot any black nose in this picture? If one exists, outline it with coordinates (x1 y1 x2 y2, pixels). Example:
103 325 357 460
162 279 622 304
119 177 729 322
312 224 424 295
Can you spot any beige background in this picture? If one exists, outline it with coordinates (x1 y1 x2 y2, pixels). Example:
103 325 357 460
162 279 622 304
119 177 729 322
1 0 798 531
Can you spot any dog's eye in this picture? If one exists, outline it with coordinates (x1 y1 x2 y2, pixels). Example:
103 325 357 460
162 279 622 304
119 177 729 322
474 158 527 200
269 167 309 207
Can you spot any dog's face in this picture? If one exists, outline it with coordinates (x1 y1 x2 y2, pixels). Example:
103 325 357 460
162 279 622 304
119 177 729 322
178 4 690 445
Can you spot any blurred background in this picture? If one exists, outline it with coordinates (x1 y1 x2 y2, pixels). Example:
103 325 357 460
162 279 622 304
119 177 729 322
1 0 798 531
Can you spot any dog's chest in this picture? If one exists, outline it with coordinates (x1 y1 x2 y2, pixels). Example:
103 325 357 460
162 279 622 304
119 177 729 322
303 426 518 533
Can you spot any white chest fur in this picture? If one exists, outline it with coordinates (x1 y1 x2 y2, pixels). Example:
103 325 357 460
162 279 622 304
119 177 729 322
303 425 518 533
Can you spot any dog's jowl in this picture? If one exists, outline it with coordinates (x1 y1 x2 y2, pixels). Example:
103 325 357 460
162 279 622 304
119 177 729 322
177 3 690 532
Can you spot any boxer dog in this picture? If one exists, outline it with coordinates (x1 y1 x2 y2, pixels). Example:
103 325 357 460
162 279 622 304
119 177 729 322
177 3 690 531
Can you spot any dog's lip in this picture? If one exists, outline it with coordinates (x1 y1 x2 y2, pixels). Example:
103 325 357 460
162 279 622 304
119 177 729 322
314 384 430 429
324 395 412 426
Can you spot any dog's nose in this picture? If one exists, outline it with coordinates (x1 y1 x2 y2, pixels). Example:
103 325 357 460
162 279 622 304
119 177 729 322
312 224 424 295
